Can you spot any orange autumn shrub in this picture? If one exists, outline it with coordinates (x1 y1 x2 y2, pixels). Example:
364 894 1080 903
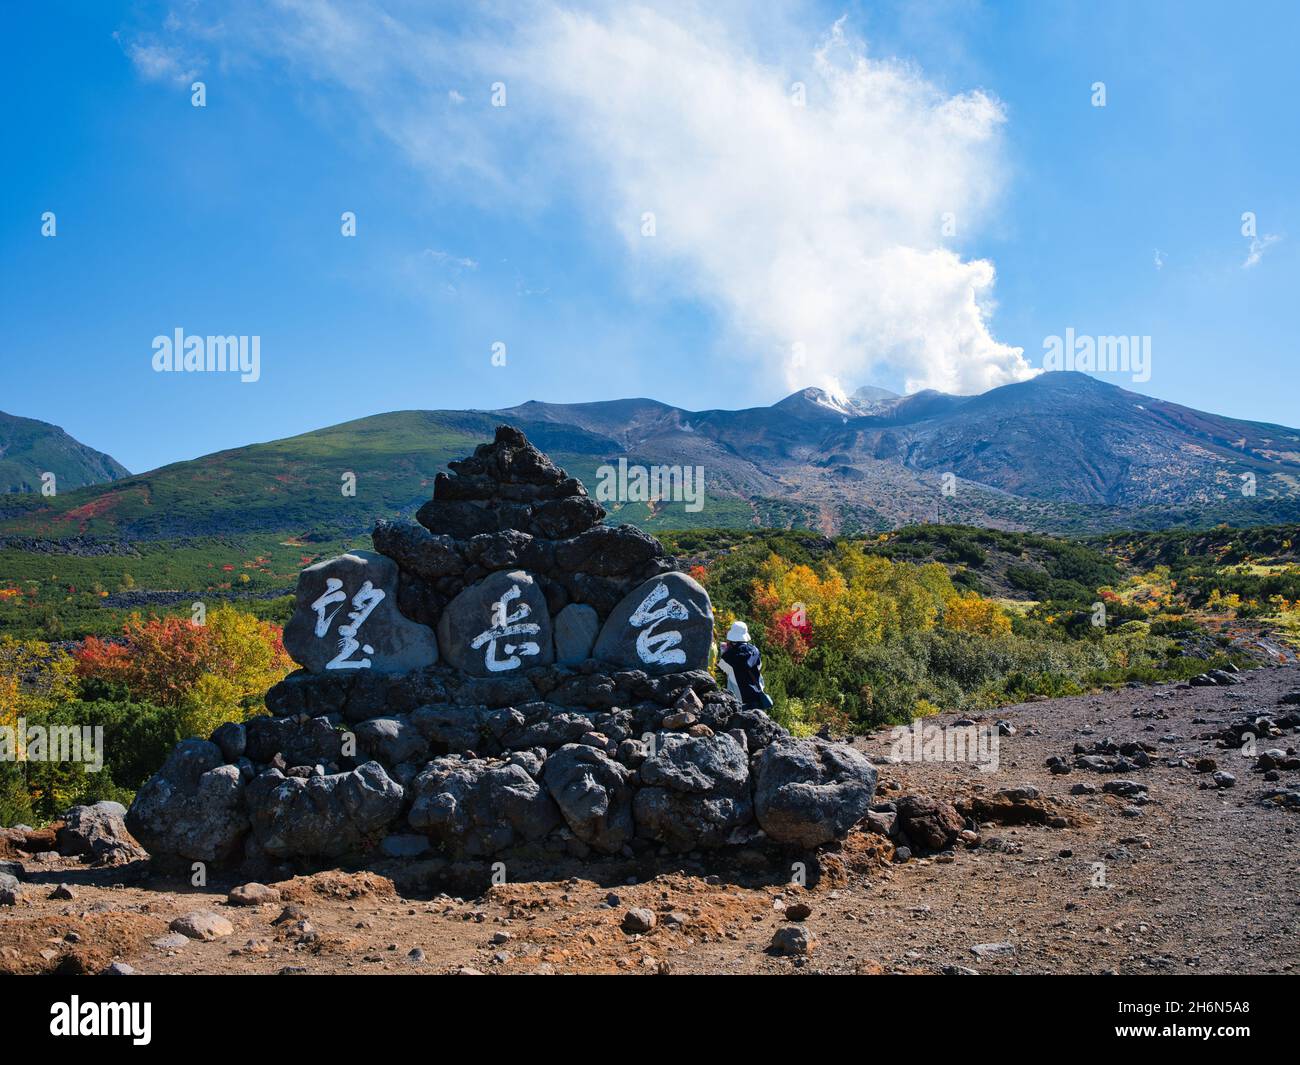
74 607 293 737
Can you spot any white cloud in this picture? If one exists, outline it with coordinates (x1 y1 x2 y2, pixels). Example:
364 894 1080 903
1242 233 1280 269
422 249 479 271
503 7 1030 396
143 1 1033 396
120 37 198 84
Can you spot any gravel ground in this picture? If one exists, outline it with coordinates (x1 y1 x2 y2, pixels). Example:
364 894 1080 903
3 664 1297 976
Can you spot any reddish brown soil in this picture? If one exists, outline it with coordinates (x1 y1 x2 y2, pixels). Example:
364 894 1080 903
3 665 1297 975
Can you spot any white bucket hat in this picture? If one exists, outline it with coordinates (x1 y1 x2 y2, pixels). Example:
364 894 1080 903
726 620 751 642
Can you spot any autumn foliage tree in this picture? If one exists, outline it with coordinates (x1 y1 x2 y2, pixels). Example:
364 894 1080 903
745 544 1017 730
751 544 966 660
0 638 80 822
74 606 293 738
942 590 1013 636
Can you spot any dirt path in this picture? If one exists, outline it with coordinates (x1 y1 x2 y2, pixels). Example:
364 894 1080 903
4 665 1298 975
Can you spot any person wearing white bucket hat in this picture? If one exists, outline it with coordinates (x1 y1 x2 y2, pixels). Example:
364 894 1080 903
717 619 772 711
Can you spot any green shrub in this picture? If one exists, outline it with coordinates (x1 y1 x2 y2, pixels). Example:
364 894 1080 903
9 699 182 823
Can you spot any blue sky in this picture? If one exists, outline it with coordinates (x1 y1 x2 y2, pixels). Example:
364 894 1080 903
2 0 1296 474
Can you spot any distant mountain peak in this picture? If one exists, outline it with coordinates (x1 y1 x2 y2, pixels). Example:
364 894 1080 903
9 371 1300 539
774 387 860 419
0 410 130 494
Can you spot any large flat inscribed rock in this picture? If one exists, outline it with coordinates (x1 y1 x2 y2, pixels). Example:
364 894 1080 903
592 571 713 675
437 569 555 677
284 551 438 674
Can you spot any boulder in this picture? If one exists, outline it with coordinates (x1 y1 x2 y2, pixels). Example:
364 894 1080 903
416 498 501 539
371 519 466 580
634 732 753 849
170 911 234 941
553 603 600 665
410 703 485 753
245 761 404 860
57 802 146 865
770 925 815 956
127 740 250 864
895 794 964 851
542 744 636 853
228 882 280 906
485 702 594 751
245 714 343 767
753 738 878 848
529 495 606 539
211 722 246 762
354 715 429 765
284 551 438 674
464 529 554 573
437 570 554 677
408 756 560 856
622 908 656 933
553 524 665 578
593 571 714 675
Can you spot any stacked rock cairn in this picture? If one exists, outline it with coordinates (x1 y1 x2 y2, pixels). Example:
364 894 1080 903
127 427 878 874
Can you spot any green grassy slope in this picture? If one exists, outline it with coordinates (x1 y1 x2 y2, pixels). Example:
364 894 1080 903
0 411 130 494
0 410 764 542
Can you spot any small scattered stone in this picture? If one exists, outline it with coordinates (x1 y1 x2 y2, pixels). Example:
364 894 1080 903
970 942 1015 959
170 911 234 941
770 925 815 956
49 883 75 900
228 882 280 906
622 908 657 934
152 933 190 950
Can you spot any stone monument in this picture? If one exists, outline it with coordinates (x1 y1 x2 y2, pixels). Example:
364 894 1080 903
128 427 877 870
